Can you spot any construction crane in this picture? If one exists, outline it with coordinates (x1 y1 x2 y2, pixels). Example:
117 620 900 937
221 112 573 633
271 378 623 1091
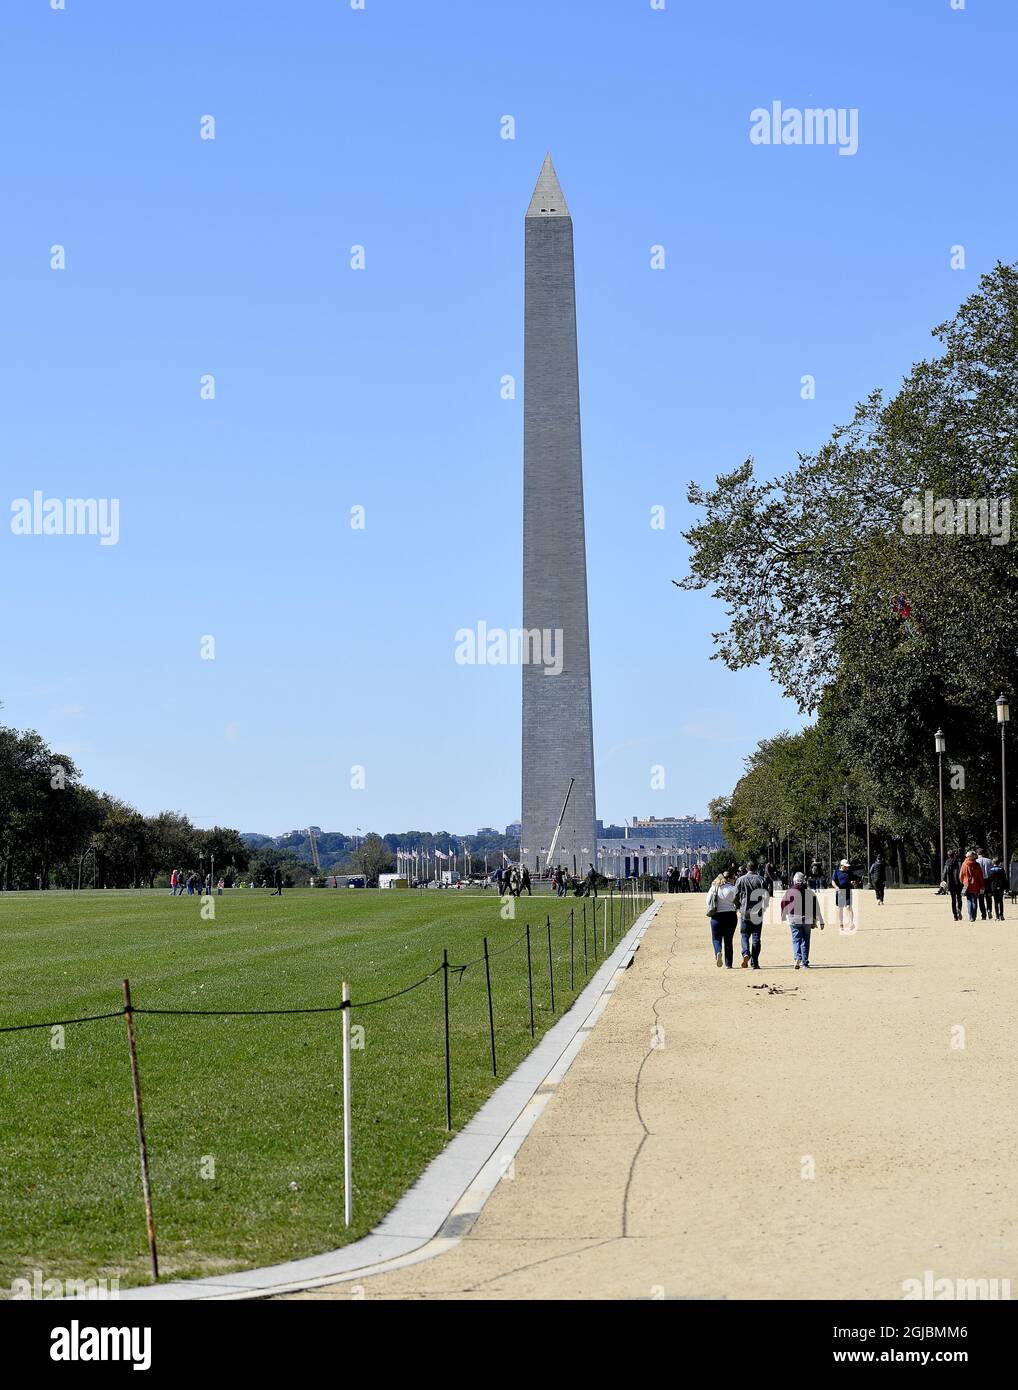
306 827 321 875
544 778 575 869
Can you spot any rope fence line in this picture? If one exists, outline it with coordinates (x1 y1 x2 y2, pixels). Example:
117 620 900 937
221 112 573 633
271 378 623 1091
0 1009 127 1034
3 879 653 1284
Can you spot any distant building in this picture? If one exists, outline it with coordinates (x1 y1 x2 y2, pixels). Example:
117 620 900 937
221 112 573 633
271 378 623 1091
504 821 522 840
591 815 726 878
476 827 499 837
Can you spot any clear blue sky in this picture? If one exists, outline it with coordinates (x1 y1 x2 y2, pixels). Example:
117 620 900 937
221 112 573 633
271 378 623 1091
1 0 1014 836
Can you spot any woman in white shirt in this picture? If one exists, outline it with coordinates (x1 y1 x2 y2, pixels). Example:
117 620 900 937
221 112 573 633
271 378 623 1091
706 867 739 969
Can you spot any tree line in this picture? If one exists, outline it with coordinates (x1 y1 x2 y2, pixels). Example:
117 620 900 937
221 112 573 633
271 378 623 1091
0 710 249 890
681 263 1018 881
1 707 523 891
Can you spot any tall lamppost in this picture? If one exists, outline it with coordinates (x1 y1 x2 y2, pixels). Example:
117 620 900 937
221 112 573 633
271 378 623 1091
935 728 946 877
842 783 850 862
996 695 1010 880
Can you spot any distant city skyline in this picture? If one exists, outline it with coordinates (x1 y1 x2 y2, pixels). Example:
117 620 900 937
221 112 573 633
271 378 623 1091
247 812 722 841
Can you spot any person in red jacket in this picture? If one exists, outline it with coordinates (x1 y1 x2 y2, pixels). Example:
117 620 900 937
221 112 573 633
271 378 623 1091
959 850 985 922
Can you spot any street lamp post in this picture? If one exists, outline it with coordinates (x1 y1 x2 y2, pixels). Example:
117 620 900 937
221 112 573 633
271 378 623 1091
843 783 850 862
935 727 946 878
996 695 1010 880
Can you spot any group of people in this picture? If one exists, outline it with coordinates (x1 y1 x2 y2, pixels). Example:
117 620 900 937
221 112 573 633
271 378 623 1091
941 849 1009 921
705 857 866 971
168 867 284 896
495 863 532 897
665 864 702 893
168 868 223 897
552 863 602 897
493 862 605 899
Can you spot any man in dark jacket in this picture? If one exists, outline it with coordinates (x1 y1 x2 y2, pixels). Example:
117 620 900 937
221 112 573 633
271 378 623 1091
272 866 283 896
868 853 887 906
987 857 1008 921
735 860 769 970
942 851 963 921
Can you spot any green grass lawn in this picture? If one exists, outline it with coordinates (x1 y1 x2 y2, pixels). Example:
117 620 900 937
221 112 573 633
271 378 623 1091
0 885 639 1294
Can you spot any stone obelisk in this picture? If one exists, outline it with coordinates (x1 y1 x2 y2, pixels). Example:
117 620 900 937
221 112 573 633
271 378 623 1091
521 155 597 877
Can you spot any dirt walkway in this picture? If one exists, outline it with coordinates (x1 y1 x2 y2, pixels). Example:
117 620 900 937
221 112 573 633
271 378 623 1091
288 889 1017 1300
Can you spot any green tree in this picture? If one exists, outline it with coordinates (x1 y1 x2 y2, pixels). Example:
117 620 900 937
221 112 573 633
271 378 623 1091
680 263 1018 873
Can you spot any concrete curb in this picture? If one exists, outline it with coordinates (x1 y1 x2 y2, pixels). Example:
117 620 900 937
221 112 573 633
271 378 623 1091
107 898 661 1301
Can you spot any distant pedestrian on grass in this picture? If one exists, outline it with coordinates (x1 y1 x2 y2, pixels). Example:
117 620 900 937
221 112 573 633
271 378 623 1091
169 869 178 896
706 868 739 969
781 872 824 969
520 866 532 896
272 866 283 896
495 866 504 895
959 851 984 922
831 859 855 931
868 853 886 906
942 850 963 921
735 859 769 969
585 864 598 898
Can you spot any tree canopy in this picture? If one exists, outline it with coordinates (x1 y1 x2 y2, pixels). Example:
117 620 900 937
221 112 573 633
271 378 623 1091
0 705 248 889
680 263 1018 877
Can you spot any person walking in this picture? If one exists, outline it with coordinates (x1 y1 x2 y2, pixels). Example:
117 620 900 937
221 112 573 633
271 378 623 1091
807 859 824 892
780 871 825 968
868 852 887 906
735 859 769 970
691 862 701 891
272 866 283 896
976 848 993 921
706 867 739 968
520 866 532 896
831 859 855 931
959 851 984 922
987 857 1007 921
169 868 178 896
585 864 598 898
494 865 504 895
942 850 963 921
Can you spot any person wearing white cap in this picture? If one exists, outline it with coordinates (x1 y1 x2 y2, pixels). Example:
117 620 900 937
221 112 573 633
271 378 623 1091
831 858 855 931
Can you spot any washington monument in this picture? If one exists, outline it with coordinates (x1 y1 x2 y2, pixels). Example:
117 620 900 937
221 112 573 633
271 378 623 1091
521 155 597 876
